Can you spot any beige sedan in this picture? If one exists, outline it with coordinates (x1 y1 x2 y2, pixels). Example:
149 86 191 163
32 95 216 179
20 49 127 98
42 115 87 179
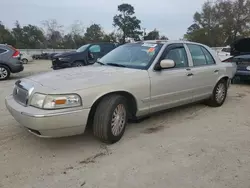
5 40 237 143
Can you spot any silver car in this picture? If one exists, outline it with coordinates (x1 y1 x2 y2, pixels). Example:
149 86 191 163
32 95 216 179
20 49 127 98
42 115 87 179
5 40 237 143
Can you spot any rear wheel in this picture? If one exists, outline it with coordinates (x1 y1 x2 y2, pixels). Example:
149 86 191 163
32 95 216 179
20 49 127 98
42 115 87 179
0 65 10 80
93 95 128 144
22 58 28 64
206 79 227 107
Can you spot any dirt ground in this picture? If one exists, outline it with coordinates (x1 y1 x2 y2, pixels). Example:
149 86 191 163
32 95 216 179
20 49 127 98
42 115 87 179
1 60 250 188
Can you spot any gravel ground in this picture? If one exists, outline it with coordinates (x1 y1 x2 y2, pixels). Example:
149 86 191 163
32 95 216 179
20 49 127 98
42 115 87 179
1 60 250 188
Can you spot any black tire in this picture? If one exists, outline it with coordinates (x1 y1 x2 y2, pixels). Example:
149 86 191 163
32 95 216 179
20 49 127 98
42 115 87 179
0 65 10 80
22 58 28 64
93 95 128 144
72 61 85 67
206 79 228 107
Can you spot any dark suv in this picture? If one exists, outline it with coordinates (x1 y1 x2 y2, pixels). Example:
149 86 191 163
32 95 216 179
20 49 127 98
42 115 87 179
51 43 117 70
0 44 23 80
222 38 250 81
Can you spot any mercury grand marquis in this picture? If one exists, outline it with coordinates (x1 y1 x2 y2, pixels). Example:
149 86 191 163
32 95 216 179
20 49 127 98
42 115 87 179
5 40 237 143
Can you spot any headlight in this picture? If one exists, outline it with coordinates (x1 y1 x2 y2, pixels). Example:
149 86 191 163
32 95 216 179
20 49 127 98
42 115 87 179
58 57 70 61
30 93 82 109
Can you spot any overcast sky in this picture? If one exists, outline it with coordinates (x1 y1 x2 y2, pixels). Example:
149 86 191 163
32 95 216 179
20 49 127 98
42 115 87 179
1 0 206 39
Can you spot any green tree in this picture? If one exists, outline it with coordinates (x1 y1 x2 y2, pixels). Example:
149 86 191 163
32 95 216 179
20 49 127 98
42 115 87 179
184 0 250 47
0 21 15 45
12 21 25 48
160 35 168 40
113 3 142 43
144 29 160 40
22 25 45 48
84 24 104 42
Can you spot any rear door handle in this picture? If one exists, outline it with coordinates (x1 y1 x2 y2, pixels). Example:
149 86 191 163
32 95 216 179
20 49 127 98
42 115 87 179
187 73 194 77
214 70 219 73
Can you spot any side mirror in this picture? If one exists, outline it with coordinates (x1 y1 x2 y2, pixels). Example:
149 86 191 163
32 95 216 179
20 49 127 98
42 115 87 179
160 59 175 69
88 51 94 59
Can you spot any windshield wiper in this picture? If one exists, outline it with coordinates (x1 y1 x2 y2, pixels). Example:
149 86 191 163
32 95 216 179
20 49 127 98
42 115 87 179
106 63 126 67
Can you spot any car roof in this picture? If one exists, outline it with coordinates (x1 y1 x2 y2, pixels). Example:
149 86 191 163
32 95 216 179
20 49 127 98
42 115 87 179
138 40 209 46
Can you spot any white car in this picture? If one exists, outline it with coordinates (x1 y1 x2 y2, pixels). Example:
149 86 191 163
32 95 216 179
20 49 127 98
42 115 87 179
20 52 33 64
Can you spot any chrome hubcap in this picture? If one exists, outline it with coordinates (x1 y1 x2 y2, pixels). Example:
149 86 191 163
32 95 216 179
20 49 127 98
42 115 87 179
0 68 8 79
111 104 126 136
215 83 226 103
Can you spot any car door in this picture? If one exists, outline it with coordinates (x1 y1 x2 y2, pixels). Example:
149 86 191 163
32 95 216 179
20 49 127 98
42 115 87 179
185 43 218 101
148 43 194 113
89 44 101 62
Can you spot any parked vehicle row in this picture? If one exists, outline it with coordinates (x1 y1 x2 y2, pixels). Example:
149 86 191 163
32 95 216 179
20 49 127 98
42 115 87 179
51 43 118 70
5 40 237 144
222 38 250 81
32 52 58 60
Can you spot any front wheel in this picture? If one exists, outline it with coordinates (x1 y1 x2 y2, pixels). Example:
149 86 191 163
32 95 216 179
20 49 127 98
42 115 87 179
206 80 228 107
93 95 128 144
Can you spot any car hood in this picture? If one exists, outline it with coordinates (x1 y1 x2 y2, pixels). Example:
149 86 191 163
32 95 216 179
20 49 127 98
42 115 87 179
231 38 250 56
23 65 148 91
53 51 79 58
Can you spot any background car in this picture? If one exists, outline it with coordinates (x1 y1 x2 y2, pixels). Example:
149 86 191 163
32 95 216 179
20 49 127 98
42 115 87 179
20 52 34 64
0 44 24 80
51 43 117 70
222 37 250 81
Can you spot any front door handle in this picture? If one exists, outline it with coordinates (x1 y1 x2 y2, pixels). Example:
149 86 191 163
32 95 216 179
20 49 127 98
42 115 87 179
187 73 194 77
214 70 219 73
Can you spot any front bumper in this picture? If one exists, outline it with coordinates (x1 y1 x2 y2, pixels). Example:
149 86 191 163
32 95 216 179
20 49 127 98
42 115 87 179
51 59 71 69
5 95 90 138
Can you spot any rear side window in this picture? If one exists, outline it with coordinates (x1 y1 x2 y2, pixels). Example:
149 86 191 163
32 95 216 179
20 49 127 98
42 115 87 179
200 46 216 65
0 48 7 54
187 44 215 66
187 44 207 66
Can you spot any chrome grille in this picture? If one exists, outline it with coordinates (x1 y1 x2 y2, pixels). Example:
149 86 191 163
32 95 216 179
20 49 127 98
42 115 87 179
13 80 33 106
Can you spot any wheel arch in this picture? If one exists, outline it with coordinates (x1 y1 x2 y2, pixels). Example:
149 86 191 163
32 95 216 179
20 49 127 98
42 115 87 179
0 63 11 72
86 91 138 127
216 75 229 87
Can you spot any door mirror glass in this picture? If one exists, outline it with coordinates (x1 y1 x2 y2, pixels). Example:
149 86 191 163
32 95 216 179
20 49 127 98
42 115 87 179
160 59 175 69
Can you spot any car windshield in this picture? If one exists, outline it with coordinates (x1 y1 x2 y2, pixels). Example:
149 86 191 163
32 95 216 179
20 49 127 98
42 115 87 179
76 44 90 52
98 43 163 69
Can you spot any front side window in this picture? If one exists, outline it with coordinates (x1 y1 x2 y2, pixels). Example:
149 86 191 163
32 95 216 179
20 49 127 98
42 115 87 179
89 45 101 53
187 44 207 66
163 47 188 68
76 44 90 52
98 43 163 69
